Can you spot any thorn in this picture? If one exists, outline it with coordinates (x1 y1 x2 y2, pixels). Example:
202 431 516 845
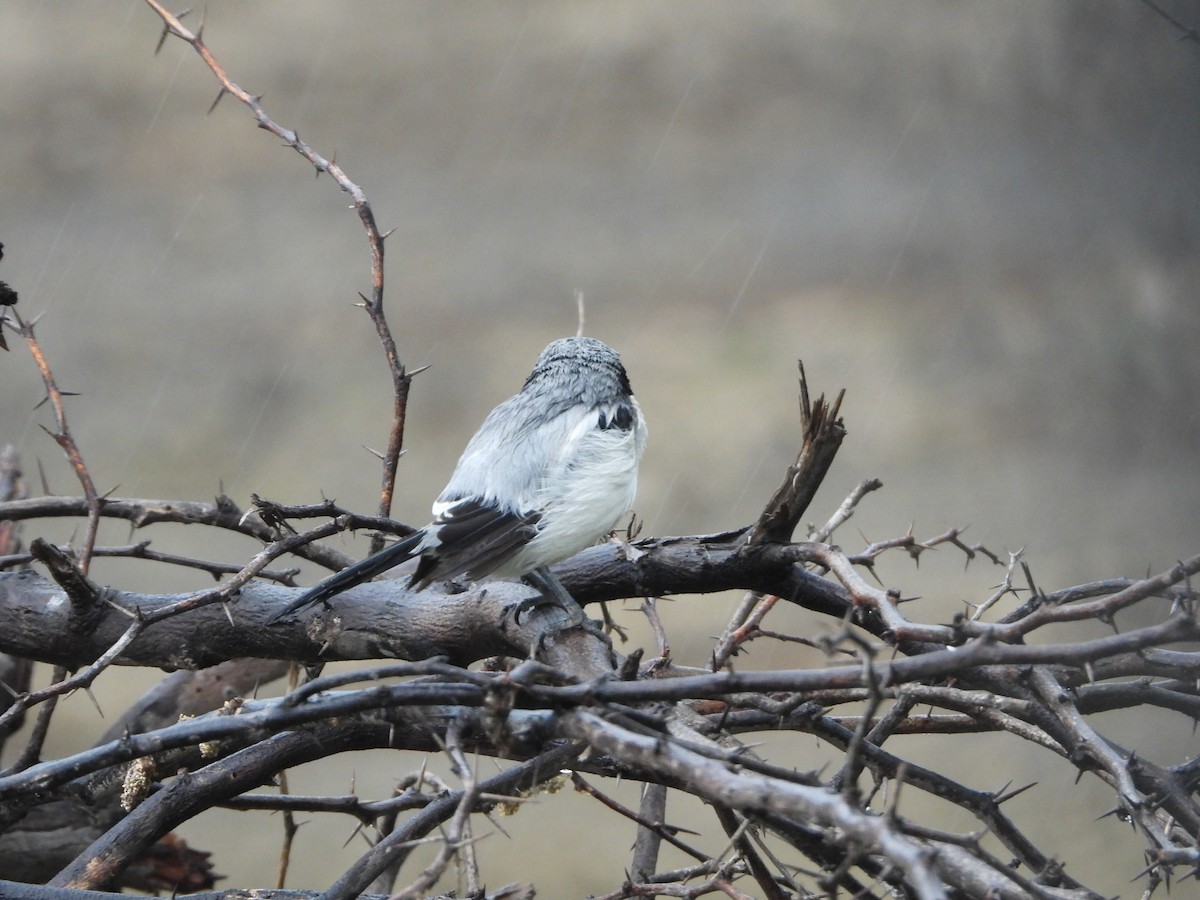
797 358 811 423
992 781 1037 805
1021 561 1042 602
1129 856 1167 884
83 686 104 718
405 364 432 378
381 227 396 241
207 87 228 116
338 821 363 849
220 601 236 628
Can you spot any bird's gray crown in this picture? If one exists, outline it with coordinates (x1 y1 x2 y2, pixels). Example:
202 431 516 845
523 336 633 401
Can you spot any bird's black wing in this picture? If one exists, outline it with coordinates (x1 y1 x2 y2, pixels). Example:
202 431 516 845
410 496 540 588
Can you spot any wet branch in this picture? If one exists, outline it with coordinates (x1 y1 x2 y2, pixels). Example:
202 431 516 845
143 0 417 537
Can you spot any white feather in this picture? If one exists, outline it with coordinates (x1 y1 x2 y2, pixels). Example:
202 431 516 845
493 396 646 575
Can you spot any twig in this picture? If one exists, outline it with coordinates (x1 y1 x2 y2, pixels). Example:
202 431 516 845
810 476 883 543
640 595 671 659
141 0 416 546
851 525 1004 570
630 782 668 883
9 665 67 773
969 548 1025 620
710 590 764 672
10 310 102 572
273 770 299 889
711 805 788 900
221 786 433 821
388 724 481 899
572 773 710 863
0 493 355 572
565 710 949 898
135 519 348 623
711 592 779 671
748 361 846 545
322 741 584 899
0 621 145 741
1 541 301 583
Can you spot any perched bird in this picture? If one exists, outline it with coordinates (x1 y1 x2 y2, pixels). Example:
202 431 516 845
270 336 646 624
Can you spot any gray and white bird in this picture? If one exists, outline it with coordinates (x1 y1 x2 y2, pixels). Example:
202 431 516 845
270 336 646 623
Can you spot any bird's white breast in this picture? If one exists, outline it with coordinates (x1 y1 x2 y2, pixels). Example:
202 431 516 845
493 397 646 576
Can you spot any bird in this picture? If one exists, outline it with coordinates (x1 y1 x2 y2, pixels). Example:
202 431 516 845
269 336 646 625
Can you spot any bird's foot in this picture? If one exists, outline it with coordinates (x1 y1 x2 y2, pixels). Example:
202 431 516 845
509 567 609 644
508 593 602 638
530 610 612 662
509 591 583 627
502 571 619 669
598 600 629 641
516 567 589 621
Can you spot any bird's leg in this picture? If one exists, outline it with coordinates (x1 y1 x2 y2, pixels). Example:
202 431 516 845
598 600 629 641
515 566 590 628
515 567 612 655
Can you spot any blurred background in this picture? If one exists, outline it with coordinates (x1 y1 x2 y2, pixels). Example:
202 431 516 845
1 1 1198 894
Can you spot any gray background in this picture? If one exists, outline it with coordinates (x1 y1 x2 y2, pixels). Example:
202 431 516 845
2 2 1198 894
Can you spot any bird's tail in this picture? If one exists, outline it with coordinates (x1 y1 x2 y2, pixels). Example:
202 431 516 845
267 531 424 623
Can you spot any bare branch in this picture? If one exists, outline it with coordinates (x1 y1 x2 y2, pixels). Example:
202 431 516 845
564 710 949 898
8 311 102 572
748 361 846 546
140 0 414 538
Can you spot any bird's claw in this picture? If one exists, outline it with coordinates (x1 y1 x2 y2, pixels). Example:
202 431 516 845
529 614 611 662
507 593 598 632
509 592 564 626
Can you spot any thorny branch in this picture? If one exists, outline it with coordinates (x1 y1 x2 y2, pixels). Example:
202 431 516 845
142 0 417 537
8 311 102 574
0 529 1195 894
